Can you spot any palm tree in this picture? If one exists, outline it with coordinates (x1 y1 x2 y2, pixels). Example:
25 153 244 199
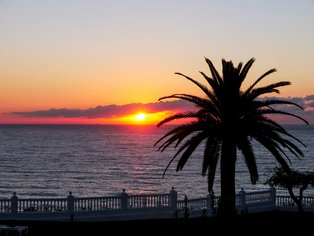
155 58 308 215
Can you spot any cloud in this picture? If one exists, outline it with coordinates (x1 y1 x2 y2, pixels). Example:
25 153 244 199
10 100 195 118
306 101 314 108
9 95 314 124
261 96 314 124
304 95 314 101
263 96 313 112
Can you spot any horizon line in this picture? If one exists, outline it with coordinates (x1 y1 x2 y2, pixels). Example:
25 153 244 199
0 123 310 126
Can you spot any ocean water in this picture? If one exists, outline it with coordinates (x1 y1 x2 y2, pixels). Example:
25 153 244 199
0 124 313 199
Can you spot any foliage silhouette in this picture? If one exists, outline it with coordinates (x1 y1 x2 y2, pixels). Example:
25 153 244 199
266 166 314 213
183 195 190 219
155 57 308 215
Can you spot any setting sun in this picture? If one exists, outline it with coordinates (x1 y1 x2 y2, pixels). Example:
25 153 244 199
134 113 147 121
102 111 173 125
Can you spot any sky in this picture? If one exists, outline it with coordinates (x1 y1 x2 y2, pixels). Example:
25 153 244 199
1 0 314 124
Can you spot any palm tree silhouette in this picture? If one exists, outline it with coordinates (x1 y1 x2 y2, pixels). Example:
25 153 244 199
155 58 308 215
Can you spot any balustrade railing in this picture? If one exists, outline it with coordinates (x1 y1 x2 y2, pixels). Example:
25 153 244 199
18 198 67 213
1 188 314 219
301 196 314 207
245 190 273 205
276 195 314 208
128 194 170 208
276 195 295 207
74 196 121 211
0 190 175 214
0 199 11 213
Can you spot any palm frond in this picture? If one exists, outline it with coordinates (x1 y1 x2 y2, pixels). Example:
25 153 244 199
259 131 299 162
238 58 255 85
249 81 291 98
204 57 223 85
252 116 306 147
249 119 305 159
158 94 212 110
162 131 205 177
254 136 292 172
253 99 304 110
176 131 207 171
237 136 258 184
244 68 277 95
261 109 309 125
155 121 203 150
156 111 201 127
202 138 221 192
198 71 221 97
175 72 212 98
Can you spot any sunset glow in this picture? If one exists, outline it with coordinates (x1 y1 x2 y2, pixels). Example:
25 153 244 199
0 1 313 124
104 111 173 125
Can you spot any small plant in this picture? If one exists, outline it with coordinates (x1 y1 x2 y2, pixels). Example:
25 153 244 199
175 195 190 236
201 208 208 218
209 190 218 216
183 195 190 219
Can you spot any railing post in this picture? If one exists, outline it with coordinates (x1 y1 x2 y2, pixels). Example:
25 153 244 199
67 192 75 213
169 187 177 211
11 192 18 213
143 196 147 207
121 189 128 210
238 188 246 213
269 187 276 209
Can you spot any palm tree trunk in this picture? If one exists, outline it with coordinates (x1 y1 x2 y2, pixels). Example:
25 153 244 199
219 137 237 215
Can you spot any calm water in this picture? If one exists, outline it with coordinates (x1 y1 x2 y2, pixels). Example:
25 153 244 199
0 124 313 199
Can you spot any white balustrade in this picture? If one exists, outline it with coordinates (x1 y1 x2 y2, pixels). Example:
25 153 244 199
1 188 314 221
128 194 170 208
276 195 296 207
301 196 314 207
245 190 272 205
0 199 11 213
74 196 121 211
18 198 67 212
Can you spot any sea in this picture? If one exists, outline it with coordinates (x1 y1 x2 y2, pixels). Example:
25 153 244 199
0 124 313 199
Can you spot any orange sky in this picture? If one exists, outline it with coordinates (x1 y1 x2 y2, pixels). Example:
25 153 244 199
1 1 314 125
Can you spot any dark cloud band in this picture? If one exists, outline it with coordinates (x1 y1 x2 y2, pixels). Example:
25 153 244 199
10 100 194 118
9 96 314 123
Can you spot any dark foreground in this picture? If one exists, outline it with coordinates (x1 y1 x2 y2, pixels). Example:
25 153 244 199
1 211 313 236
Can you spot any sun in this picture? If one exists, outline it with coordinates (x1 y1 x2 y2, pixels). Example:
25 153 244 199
134 113 147 121
102 111 173 125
